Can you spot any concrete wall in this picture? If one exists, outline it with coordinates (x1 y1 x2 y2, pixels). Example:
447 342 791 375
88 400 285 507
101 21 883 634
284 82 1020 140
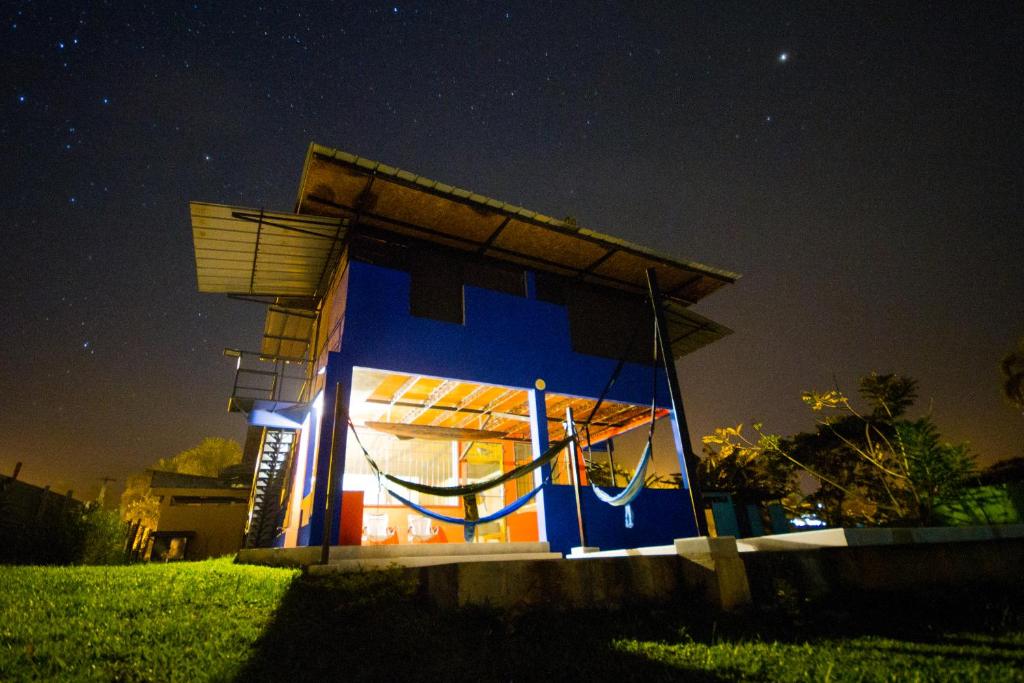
542 485 698 555
742 537 1024 604
414 534 1024 612
412 555 711 611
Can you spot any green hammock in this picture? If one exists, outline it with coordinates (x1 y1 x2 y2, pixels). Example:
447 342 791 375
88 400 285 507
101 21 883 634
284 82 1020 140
348 417 574 498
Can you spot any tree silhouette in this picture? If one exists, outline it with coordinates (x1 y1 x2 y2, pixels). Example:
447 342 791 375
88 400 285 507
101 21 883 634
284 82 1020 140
703 373 976 527
1001 336 1024 413
120 437 243 528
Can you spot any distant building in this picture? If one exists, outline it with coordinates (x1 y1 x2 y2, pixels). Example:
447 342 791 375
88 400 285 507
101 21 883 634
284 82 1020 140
190 143 738 554
140 470 250 561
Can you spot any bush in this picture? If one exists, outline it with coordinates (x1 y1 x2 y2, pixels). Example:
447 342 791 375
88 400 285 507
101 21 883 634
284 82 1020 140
79 505 128 565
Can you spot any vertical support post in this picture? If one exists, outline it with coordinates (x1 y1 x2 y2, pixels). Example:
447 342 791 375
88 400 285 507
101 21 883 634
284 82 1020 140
565 407 587 548
528 385 550 542
318 379 350 564
606 439 617 487
646 268 709 537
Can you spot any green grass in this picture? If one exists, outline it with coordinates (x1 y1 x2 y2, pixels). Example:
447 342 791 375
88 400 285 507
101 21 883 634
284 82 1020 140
1 560 1023 681
0 559 297 682
615 635 1024 681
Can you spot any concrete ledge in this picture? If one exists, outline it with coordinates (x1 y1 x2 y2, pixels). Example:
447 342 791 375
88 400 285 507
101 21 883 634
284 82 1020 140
237 546 321 568
736 524 1024 552
309 552 561 574
238 541 553 567
674 536 750 611
328 541 552 560
565 545 675 558
993 524 1024 539
742 536 1024 603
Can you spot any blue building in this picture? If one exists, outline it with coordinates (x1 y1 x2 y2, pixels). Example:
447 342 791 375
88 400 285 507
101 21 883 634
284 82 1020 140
190 143 738 555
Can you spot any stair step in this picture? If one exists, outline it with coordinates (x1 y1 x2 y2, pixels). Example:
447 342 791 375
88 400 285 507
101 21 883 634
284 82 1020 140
327 541 551 561
311 552 562 573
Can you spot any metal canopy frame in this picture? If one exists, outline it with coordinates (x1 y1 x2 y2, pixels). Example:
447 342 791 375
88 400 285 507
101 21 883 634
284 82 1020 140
190 202 347 299
296 143 740 308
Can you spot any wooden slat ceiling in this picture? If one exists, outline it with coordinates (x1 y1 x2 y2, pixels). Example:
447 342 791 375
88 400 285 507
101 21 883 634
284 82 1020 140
295 143 739 307
356 372 660 445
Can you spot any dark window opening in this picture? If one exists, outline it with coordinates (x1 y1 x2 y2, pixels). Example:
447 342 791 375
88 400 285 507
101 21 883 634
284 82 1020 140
463 260 526 298
409 249 465 324
538 273 653 364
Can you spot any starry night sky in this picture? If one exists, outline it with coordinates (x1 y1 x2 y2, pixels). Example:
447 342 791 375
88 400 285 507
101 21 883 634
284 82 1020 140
2 2 1021 500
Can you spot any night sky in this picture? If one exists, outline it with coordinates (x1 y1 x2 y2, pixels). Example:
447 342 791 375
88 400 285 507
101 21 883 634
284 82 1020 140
2 2 1021 500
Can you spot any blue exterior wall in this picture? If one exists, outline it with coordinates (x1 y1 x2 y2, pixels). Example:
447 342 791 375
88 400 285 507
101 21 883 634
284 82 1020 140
303 259 701 552
543 487 698 554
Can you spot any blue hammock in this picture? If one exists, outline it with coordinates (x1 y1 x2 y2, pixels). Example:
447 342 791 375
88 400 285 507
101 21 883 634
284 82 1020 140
382 479 546 542
588 438 652 529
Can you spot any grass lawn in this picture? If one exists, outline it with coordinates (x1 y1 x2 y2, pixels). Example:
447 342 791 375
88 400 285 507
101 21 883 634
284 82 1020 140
1 559 1022 681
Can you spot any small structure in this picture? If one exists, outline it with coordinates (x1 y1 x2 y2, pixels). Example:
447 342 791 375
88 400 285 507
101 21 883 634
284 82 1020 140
190 143 738 556
138 470 250 561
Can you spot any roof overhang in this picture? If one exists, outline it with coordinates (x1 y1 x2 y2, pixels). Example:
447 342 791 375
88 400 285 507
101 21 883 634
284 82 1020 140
192 144 738 363
190 202 345 298
295 143 739 307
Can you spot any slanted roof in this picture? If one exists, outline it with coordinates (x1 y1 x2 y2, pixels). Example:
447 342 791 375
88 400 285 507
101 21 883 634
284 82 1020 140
295 143 739 306
148 470 249 490
191 144 738 362
190 202 345 298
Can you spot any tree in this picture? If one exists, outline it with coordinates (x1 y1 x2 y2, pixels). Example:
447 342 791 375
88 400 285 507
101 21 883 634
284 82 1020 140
977 457 1024 486
120 437 243 528
153 437 243 477
120 472 160 529
1001 336 1024 413
702 373 976 527
699 425 796 500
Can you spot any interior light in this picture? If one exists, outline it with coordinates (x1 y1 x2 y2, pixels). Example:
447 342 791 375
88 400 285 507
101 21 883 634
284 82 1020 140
312 390 324 418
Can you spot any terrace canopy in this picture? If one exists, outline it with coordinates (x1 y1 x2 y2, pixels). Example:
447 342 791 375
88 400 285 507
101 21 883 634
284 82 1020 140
191 143 739 363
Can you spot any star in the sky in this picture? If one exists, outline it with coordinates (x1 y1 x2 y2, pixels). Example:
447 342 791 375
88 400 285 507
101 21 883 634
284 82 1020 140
778 52 789 63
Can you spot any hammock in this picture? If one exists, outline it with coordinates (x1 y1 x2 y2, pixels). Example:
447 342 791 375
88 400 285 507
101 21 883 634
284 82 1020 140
382 479 547 542
349 417 573 498
577 311 660 529
588 438 653 529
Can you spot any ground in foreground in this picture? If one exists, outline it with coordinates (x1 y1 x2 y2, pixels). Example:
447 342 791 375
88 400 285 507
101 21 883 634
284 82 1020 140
0 559 1022 681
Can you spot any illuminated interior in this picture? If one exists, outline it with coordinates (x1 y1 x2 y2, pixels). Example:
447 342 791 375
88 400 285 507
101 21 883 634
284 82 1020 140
342 367 668 544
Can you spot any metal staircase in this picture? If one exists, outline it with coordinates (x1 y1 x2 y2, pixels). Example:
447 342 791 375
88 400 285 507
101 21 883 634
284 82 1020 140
244 428 296 548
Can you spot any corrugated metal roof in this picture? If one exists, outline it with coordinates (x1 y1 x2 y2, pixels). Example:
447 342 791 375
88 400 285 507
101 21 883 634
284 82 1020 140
296 142 740 306
190 202 345 297
261 305 315 360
